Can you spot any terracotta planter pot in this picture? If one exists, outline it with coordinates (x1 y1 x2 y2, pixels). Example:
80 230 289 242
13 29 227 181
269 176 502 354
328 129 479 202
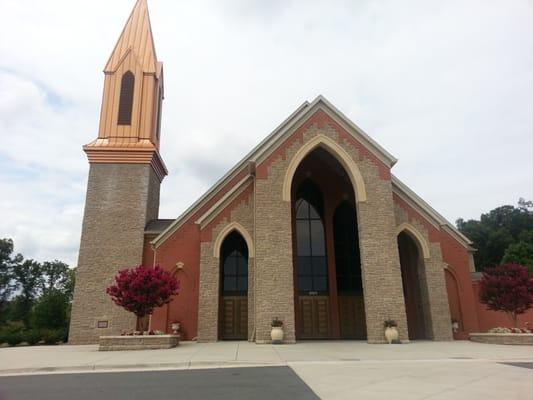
385 327 399 344
271 327 284 344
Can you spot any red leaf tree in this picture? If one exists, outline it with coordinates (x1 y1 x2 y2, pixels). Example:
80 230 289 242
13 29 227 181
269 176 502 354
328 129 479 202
106 265 179 332
479 263 533 327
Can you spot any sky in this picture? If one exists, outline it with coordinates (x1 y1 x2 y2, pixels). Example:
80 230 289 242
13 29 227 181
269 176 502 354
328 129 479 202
0 0 532 266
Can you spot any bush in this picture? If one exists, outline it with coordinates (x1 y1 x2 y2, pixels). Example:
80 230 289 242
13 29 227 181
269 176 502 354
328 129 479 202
5 332 23 346
32 289 69 330
23 329 42 345
41 329 63 345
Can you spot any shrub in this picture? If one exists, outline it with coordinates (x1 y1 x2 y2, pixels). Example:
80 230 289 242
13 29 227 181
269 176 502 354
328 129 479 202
23 329 42 345
107 265 179 332
5 332 23 346
32 289 69 330
41 329 62 345
479 263 533 327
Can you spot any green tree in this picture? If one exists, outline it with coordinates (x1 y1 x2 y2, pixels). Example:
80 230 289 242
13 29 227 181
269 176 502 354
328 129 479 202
32 289 70 330
502 241 533 275
0 239 23 317
40 260 72 297
11 259 42 326
457 199 533 271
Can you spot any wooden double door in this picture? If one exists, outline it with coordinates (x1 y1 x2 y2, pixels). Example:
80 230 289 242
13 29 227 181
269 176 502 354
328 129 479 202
220 296 248 340
297 294 366 339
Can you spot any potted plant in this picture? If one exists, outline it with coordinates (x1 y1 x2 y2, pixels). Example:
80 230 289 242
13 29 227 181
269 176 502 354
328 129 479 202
384 319 398 344
271 318 284 344
171 321 181 335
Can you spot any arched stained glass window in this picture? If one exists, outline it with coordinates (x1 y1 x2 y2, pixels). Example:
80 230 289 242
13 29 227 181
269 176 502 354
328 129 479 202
117 71 134 125
221 232 248 295
295 180 328 294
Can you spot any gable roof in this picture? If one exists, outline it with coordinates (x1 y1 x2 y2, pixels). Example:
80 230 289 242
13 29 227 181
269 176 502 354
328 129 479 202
151 95 472 250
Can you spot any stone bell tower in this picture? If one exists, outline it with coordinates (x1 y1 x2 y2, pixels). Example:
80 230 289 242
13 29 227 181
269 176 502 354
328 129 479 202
69 0 167 344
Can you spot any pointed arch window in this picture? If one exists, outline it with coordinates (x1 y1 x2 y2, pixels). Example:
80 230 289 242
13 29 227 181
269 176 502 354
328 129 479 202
295 180 327 294
221 232 248 295
117 71 134 125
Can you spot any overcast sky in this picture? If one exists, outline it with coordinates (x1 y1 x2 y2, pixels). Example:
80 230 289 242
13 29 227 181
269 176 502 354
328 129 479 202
1 0 532 266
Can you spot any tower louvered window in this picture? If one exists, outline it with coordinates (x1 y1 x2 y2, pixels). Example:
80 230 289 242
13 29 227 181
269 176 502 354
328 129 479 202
117 71 134 125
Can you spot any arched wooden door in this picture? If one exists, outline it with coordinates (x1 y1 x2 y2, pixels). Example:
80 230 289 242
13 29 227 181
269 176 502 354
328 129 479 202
219 231 248 340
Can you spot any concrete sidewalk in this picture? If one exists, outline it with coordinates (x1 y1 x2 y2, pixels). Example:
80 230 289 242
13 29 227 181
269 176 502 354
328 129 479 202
1 341 533 376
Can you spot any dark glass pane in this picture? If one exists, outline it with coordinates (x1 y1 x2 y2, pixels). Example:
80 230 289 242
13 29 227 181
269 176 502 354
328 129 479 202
298 256 312 275
237 256 247 275
117 71 134 125
309 204 320 219
224 258 236 275
296 220 311 256
312 257 327 275
223 277 236 292
314 276 328 292
237 276 248 291
299 276 312 292
310 220 325 256
296 200 309 219
337 277 348 292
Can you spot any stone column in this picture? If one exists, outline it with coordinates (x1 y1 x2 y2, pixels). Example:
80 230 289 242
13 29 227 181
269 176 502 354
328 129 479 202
69 164 160 344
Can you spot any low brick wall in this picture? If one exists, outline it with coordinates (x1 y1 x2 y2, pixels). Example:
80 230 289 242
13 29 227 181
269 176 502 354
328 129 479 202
470 333 533 345
99 335 180 351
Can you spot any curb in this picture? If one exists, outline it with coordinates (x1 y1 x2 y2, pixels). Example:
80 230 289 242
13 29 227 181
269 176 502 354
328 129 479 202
0 361 287 377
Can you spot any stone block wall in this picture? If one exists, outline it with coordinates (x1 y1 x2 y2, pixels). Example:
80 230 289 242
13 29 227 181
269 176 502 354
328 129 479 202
254 116 409 343
69 164 160 344
197 193 255 342
394 204 453 341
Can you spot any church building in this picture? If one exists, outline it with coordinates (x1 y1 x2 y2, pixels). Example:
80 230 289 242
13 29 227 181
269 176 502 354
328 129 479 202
69 0 490 345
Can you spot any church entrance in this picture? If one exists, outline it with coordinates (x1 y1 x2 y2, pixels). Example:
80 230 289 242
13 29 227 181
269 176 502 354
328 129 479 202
219 231 248 340
398 231 429 340
291 148 366 340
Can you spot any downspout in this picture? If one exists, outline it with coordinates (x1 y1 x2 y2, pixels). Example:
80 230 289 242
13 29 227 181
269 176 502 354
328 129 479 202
148 242 157 331
250 161 257 342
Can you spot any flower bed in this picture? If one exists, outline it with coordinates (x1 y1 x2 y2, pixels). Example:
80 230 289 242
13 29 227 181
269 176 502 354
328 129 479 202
470 332 533 345
99 334 179 351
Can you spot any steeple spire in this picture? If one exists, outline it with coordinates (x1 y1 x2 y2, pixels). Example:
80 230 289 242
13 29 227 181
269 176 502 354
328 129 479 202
105 0 158 74
84 0 167 182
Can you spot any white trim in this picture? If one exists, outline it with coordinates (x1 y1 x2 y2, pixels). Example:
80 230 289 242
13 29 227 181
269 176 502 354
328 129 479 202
195 175 253 228
151 101 310 248
391 175 473 249
396 222 431 260
281 134 367 203
213 222 255 258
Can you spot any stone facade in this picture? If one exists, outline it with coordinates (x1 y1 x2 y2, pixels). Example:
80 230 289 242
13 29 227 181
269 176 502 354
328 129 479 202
469 333 533 345
394 204 453 341
197 192 255 342
98 335 179 351
69 164 160 344
254 121 409 343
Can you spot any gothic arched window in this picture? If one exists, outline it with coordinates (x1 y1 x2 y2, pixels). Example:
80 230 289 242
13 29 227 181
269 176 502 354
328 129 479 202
117 71 134 125
221 231 248 295
295 180 327 294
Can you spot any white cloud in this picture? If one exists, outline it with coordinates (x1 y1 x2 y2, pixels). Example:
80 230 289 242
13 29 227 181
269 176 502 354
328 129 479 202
0 0 532 264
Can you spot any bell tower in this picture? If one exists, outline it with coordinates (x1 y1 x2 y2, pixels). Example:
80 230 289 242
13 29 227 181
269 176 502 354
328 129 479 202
69 0 167 344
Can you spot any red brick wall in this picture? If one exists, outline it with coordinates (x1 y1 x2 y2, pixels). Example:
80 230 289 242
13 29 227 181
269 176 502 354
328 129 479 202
147 181 253 340
256 109 391 181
